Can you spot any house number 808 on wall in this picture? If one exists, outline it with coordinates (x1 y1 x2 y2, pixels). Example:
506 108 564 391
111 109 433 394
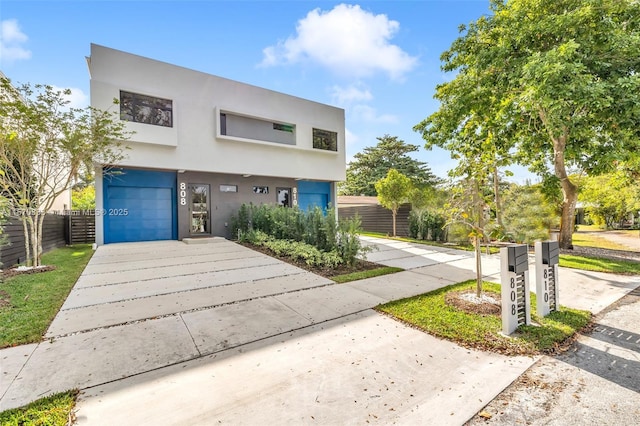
179 182 187 206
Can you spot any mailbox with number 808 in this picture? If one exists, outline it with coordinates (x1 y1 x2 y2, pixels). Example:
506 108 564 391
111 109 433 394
535 241 560 317
500 245 531 335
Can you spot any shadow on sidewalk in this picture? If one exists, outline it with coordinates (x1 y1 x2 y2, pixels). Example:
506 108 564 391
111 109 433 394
556 288 640 394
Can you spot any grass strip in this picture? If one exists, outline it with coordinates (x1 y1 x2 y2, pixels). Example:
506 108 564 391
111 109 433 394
0 390 78 426
559 254 640 274
331 266 403 283
377 280 591 356
0 244 94 348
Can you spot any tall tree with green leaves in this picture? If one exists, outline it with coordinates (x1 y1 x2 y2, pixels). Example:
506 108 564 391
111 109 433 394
341 135 437 196
579 171 640 228
0 78 129 266
502 183 559 243
375 169 413 237
72 185 96 210
415 0 640 249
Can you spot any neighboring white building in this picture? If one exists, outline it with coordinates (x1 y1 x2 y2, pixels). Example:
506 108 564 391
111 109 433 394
88 44 346 245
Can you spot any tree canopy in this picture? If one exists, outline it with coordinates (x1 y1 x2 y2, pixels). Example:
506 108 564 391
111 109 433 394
0 77 128 266
375 168 413 237
415 0 640 248
578 171 640 228
340 135 438 196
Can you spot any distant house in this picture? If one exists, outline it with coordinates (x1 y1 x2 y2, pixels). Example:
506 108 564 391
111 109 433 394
88 44 346 245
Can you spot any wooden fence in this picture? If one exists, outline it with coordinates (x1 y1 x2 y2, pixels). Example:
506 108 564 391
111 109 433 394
67 212 96 244
0 214 67 268
338 204 412 237
0 211 96 268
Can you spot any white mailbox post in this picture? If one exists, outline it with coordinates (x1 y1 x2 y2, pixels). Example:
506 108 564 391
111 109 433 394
501 245 531 335
535 241 560 317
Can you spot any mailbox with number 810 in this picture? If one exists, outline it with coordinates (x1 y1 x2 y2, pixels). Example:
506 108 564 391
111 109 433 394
535 241 560 317
500 244 531 335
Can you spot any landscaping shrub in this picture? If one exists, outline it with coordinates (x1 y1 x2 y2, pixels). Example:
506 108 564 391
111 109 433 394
231 203 370 267
408 209 446 242
337 215 370 266
446 222 471 244
240 230 343 268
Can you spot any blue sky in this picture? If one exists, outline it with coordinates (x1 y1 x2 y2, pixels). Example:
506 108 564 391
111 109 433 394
0 0 533 182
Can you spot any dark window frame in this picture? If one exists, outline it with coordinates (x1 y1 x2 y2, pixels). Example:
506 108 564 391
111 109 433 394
312 128 338 151
120 90 173 128
276 187 292 207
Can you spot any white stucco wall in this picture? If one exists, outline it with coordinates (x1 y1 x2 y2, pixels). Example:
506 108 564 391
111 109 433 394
88 44 346 182
48 188 71 213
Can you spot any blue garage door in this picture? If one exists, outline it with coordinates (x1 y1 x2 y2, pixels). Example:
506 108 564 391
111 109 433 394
297 181 331 212
104 169 177 243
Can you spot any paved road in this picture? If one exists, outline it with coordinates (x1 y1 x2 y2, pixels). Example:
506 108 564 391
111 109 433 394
589 230 640 251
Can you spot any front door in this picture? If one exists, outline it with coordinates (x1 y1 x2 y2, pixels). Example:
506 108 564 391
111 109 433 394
189 184 210 235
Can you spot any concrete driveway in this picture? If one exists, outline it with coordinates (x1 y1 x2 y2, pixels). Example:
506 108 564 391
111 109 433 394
1 236 638 425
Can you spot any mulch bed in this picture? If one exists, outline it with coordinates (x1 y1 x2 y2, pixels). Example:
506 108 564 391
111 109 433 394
1 265 57 279
240 242 383 279
445 289 502 316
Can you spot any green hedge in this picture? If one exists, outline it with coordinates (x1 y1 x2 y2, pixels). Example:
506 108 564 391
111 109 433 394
231 204 371 267
408 209 446 242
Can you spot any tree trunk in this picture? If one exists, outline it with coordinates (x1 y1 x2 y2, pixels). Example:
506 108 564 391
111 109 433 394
475 234 483 298
552 134 577 249
473 179 483 297
30 215 40 267
36 212 45 266
392 208 397 237
493 166 504 228
558 183 578 249
21 216 31 267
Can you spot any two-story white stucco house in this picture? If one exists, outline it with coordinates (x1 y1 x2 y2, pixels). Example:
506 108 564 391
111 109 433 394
89 44 345 245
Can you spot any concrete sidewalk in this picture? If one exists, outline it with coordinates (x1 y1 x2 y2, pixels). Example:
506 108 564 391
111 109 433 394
468 287 640 425
1 237 638 425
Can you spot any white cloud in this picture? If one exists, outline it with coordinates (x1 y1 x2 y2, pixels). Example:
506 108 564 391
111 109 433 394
330 83 396 124
330 83 373 105
260 4 417 80
345 128 359 146
52 86 89 109
351 104 398 124
0 19 32 64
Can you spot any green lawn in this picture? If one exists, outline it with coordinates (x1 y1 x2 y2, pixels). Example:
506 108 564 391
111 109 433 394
377 280 591 356
0 244 94 348
559 254 640 274
0 390 78 426
331 266 403 283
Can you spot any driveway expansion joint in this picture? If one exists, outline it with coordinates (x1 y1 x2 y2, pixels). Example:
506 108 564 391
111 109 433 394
179 313 202 358
47 282 341 339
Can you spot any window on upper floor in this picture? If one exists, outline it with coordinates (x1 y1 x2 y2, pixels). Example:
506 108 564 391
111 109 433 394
120 91 173 127
219 111 296 146
312 128 337 152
